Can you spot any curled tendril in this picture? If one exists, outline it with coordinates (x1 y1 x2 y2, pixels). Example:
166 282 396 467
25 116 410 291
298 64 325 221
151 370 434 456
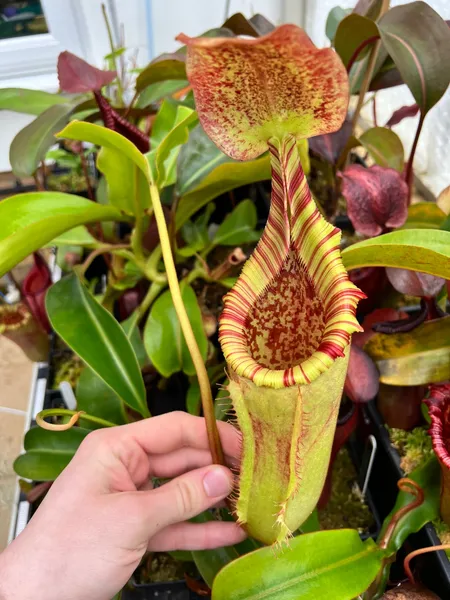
404 544 450 586
379 478 425 550
36 410 85 431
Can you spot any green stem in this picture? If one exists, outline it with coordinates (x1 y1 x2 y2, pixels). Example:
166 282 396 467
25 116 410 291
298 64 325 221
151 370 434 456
101 3 124 105
144 246 167 284
126 281 166 333
149 183 225 466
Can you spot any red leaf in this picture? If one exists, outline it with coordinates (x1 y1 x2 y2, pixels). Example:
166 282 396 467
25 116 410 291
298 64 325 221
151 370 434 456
344 345 379 403
178 25 349 160
386 267 445 298
21 253 52 333
309 119 352 164
385 103 419 128
340 164 408 236
348 267 388 316
58 51 116 93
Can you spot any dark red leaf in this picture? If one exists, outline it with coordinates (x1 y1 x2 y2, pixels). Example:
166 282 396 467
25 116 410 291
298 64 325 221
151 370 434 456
340 164 408 236
309 119 352 164
349 267 388 316
378 383 426 430
58 51 116 93
385 103 419 128
344 345 379 403
21 252 52 333
353 307 406 347
386 267 445 298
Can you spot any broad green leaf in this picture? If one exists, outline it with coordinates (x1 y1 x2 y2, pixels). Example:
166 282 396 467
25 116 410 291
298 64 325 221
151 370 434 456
135 80 189 108
378 2 450 114
14 426 90 481
176 124 235 196
0 192 125 278
48 226 99 247
150 99 181 147
365 316 450 386
341 229 450 279
10 103 77 177
186 378 201 416
76 367 127 426
359 126 404 171
212 529 384 600
144 283 208 377
0 88 73 115
335 14 379 68
136 54 187 92
180 202 215 256
326 7 352 42
191 512 241 587
402 203 446 229
379 458 440 554
121 314 149 369
175 156 271 231
212 199 259 247
58 121 151 212
46 274 149 417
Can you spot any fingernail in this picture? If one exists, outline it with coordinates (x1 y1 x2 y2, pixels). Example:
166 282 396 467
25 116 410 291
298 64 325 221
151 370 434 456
203 467 232 498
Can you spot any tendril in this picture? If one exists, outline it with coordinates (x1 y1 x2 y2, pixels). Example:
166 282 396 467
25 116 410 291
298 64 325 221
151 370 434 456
379 478 424 550
404 544 450 586
36 409 116 431
36 410 85 431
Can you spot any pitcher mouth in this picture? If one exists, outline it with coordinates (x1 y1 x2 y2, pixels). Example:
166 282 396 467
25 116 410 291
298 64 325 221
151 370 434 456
425 384 450 469
219 136 364 389
0 304 30 332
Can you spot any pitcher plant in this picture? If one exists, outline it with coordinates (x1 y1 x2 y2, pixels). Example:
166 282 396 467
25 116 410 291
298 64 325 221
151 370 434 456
178 25 365 545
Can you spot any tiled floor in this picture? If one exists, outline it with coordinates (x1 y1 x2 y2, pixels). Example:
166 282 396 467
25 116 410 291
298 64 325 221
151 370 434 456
0 324 34 550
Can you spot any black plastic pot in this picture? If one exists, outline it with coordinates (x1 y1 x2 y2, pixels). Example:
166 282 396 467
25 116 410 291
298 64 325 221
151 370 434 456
122 579 205 600
354 400 450 598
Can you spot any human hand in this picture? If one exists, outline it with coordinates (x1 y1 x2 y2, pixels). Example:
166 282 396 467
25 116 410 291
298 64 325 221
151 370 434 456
0 412 244 600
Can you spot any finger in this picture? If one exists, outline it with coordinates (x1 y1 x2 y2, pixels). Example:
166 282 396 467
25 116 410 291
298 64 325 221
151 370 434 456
149 448 239 479
139 465 234 534
147 521 247 551
100 412 241 459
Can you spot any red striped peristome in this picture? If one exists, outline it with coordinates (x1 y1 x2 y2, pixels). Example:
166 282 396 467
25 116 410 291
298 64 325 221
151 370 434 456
424 384 450 525
219 134 365 389
425 384 450 470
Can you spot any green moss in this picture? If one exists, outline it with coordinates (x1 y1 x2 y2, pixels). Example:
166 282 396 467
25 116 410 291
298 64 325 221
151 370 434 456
318 448 374 534
388 426 433 474
52 355 83 390
432 519 450 556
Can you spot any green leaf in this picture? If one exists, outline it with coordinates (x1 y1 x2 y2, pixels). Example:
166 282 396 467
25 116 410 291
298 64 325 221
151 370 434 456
10 104 77 177
150 99 181 147
359 126 404 171
215 386 231 421
402 203 446 229
212 199 259 247
378 2 450 115
58 121 151 212
76 367 127 426
46 274 149 417
212 529 384 600
326 7 352 42
379 458 440 555
0 192 125 278
14 426 90 481
144 283 208 377
191 512 241 587
136 54 187 93
0 88 74 115
300 509 321 533
48 226 99 247
136 80 189 108
121 314 149 369
341 229 450 279
186 378 201 416
335 14 379 69
364 316 450 386
176 124 235 196
175 156 271 231
180 203 215 256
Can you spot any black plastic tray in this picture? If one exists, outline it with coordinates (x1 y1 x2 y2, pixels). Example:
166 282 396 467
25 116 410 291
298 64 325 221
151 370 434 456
355 401 450 598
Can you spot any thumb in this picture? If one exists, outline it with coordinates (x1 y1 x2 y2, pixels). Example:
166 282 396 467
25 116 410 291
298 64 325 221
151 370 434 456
140 465 234 534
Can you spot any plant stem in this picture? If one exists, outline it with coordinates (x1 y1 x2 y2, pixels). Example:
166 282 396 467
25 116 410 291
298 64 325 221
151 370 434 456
405 112 425 199
149 183 225 465
351 39 382 135
79 244 130 278
126 281 166 333
404 544 450 586
346 35 380 73
372 94 378 127
101 3 124 105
